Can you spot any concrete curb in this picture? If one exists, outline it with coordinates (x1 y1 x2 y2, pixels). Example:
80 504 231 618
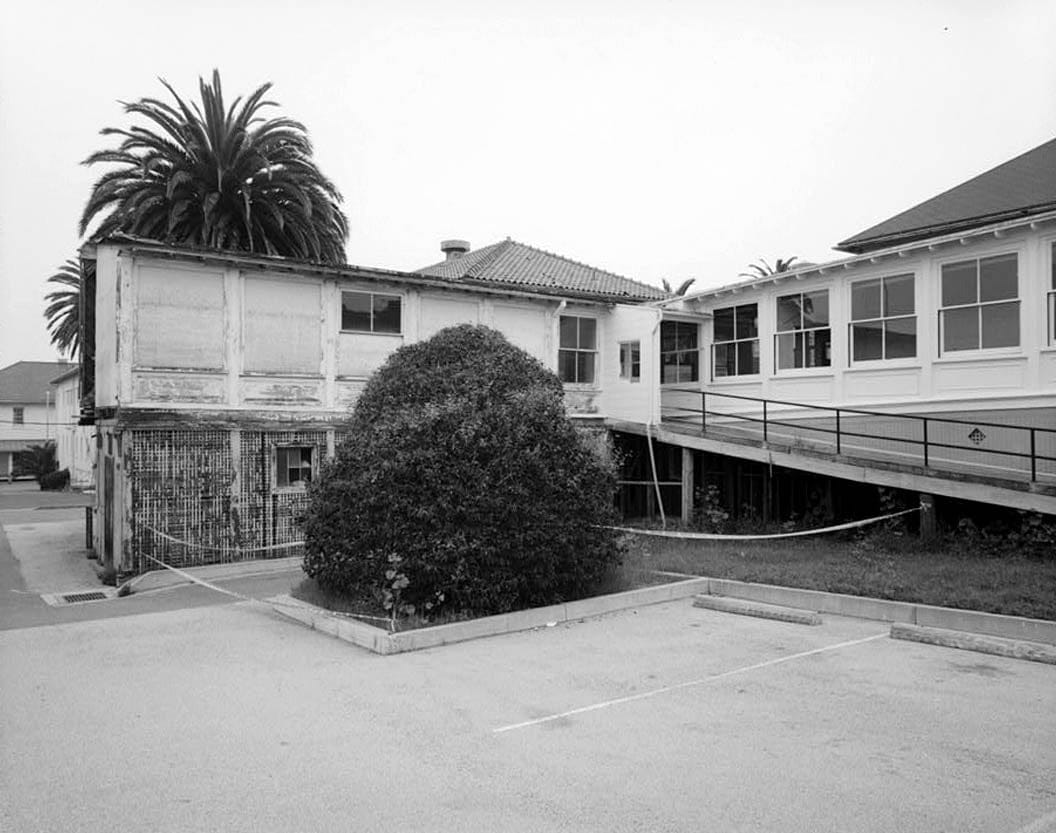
267 577 713 655
693 594 822 626
702 578 1056 646
125 556 302 594
891 623 1056 665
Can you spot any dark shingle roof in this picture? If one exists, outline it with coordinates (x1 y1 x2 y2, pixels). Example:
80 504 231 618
0 361 71 404
415 239 668 302
837 137 1056 254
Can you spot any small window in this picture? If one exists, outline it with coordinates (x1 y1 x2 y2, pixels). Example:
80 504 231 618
849 274 916 362
619 341 641 382
1049 242 1056 345
275 446 313 489
660 321 699 383
558 316 597 384
712 303 759 378
12 407 24 425
939 254 1019 353
775 290 830 370
341 291 402 334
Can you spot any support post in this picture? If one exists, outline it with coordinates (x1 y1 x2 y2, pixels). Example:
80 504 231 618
681 448 695 525
919 493 937 542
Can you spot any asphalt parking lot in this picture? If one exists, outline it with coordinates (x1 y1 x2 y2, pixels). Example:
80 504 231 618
2 595 1054 833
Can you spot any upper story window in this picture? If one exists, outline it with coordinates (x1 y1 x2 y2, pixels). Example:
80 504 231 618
659 321 699 383
12 407 24 425
1049 242 1056 346
849 274 915 362
776 290 830 370
712 303 759 378
341 291 402 334
619 341 641 382
939 254 1018 354
275 446 313 490
558 315 597 384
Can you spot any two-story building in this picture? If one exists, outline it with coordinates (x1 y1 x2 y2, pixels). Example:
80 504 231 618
0 360 68 481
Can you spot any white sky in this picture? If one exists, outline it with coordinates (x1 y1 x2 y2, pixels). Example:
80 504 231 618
1 0 1054 365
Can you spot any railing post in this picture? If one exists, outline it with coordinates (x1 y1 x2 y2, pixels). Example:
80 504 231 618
1030 428 1037 482
701 391 706 432
922 418 929 467
835 409 841 455
763 399 768 443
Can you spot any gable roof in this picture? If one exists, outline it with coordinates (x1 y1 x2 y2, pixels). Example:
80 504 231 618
0 361 71 404
837 137 1056 254
415 239 669 302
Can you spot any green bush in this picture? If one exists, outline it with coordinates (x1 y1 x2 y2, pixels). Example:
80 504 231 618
39 468 70 491
301 324 621 618
15 442 59 489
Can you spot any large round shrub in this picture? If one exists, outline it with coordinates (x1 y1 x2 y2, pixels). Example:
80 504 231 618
301 324 621 617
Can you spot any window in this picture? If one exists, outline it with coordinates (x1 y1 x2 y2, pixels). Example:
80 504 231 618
939 254 1018 353
558 316 597 383
275 446 313 489
775 290 830 369
619 341 641 382
712 304 759 378
12 407 24 425
849 274 916 362
341 291 402 334
659 321 699 383
1049 242 1056 345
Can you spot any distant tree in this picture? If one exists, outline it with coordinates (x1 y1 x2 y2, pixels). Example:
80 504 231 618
739 257 799 279
79 69 349 261
661 278 696 296
43 260 81 358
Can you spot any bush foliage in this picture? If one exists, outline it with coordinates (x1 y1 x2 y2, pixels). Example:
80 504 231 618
301 324 621 617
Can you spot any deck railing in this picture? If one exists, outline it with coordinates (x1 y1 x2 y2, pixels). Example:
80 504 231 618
660 387 1056 485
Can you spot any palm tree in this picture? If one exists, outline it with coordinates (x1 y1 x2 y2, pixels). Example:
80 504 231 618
44 260 81 358
661 278 696 296
739 257 798 280
79 69 348 263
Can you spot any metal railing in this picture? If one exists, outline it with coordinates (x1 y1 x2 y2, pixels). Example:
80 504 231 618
660 387 1056 485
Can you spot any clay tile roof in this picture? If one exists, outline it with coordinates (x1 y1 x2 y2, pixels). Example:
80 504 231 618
837 137 1056 254
415 238 669 302
0 361 72 404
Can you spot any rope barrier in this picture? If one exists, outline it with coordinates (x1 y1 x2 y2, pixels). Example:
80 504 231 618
608 507 919 541
141 524 304 554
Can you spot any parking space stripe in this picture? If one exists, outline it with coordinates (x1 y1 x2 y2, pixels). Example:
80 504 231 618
493 632 888 734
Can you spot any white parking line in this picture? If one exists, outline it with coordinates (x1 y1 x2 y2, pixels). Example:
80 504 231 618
493 632 888 734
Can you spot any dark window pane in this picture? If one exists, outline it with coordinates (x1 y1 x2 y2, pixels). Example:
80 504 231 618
661 355 681 384
736 339 759 375
776 332 800 369
852 322 883 362
884 317 916 359
942 307 979 352
979 254 1017 302
777 295 801 332
660 321 678 352
852 279 881 321
681 349 699 382
803 290 829 328
883 274 914 316
806 328 831 367
676 322 698 351
558 350 576 382
578 317 597 350
981 301 1019 348
559 316 578 349
576 352 595 384
713 343 732 378
1052 242 1056 289
372 295 401 333
942 261 977 306
341 292 372 331
714 308 735 342
735 304 758 339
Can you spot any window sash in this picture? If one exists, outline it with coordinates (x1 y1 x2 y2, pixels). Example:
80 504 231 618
619 341 641 381
275 446 313 489
341 291 402 334
939 300 1020 353
559 348 596 384
659 321 699 384
775 327 831 370
12 407 24 425
711 338 759 378
848 314 916 362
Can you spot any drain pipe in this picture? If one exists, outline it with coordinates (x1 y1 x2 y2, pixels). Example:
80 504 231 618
647 308 666 528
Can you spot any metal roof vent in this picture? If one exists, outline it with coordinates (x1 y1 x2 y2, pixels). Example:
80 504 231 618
441 239 471 260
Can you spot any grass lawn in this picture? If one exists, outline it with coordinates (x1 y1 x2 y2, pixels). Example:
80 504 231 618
625 530 1056 621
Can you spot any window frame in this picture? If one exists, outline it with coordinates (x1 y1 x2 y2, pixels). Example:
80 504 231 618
711 303 759 380
12 406 24 425
847 273 917 364
340 289 403 335
659 320 700 385
558 315 598 385
1048 241 1056 347
937 253 1020 356
273 444 316 492
773 289 832 371
618 340 641 383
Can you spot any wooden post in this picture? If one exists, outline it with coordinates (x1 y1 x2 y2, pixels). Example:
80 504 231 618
762 464 772 523
919 493 937 541
681 447 695 524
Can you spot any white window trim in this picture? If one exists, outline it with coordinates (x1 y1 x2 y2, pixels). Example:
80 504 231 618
272 444 317 492
558 315 599 386
773 289 832 373
340 289 404 336
711 303 760 380
618 340 641 383
936 251 1021 357
847 273 917 365
659 320 701 386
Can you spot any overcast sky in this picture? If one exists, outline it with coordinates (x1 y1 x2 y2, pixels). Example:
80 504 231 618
2 0 1054 365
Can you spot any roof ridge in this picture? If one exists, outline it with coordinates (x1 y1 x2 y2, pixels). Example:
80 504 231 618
463 238 515 279
502 238 667 296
